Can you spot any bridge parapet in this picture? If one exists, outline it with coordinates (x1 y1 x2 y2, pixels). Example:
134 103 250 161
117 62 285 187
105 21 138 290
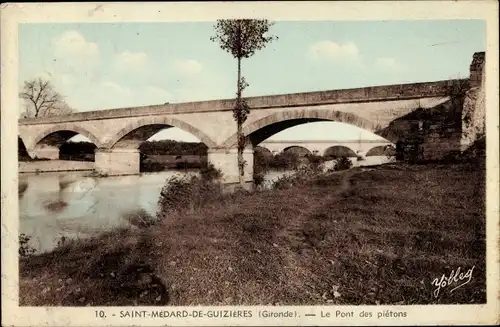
19 79 464 126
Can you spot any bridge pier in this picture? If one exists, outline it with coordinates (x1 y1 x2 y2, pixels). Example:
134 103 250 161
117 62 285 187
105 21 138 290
29 145 59 160
95 148 140 176
207 148 254 185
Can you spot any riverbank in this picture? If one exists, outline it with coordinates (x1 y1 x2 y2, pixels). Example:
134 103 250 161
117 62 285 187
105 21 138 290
19 160 94 173
19 160 486 306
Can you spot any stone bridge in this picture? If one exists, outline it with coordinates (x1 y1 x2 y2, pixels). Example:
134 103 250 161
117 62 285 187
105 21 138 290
18 52 485 184
259 139 393 158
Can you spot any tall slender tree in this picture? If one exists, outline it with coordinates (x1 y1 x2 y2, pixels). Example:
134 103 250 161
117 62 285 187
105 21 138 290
211 19 278 186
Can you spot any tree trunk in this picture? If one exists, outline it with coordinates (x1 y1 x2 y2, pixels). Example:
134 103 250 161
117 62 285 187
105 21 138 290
236 56 245 187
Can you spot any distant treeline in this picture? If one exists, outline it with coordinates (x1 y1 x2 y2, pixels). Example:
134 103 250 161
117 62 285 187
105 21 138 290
139 140 208 156
18 139 209 162
60 142 96 161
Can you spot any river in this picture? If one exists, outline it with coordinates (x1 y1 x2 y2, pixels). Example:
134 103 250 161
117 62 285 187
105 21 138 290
19 156 392 253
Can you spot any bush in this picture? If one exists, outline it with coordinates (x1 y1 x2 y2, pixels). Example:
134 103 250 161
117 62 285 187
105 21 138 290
123 208 158 228
59 142 96 161
254 151 271 174
158 175 223 214
139 140 208 156
272 173 298 190
158 164 223 215
200 163 223 182
333 156 353 171
19 233 36 257
306 154 325 171
253 172 265 187
270 152 300 170
272 166 322 189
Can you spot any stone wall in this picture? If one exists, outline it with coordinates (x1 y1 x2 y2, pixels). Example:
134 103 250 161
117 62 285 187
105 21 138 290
19 80 459 125
461 52 486 150
387 52 486 161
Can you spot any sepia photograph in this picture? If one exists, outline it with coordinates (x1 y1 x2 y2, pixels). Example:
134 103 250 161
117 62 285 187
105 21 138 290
2 1 499 326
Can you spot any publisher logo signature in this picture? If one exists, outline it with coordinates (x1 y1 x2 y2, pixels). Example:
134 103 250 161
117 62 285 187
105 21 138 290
431 266 474 298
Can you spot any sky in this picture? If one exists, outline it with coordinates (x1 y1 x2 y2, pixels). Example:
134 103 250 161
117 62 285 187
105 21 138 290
18 20 485 143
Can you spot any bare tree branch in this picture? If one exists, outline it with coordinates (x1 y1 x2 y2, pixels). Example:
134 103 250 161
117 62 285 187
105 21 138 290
19 77 75 118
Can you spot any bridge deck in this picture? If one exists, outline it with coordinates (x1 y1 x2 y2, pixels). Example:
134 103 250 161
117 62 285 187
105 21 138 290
19 79 464 125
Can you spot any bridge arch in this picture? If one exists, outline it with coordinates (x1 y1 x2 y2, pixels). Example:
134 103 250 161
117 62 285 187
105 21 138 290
254 146 273 157
18 137 30 159
31 124 103 149
105 116 217 149
221 109 377 148
323 146 357 159
283 146 312 157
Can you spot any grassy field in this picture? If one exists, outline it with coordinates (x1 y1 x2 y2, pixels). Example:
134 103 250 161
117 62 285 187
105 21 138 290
19 160 486 306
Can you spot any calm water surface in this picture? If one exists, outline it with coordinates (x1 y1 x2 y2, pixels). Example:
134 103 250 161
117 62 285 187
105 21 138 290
19 156 391 253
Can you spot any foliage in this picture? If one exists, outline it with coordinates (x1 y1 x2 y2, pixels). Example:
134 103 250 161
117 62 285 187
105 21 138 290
19 233 37 257
200 163 223 182
122 209 158 228
139 140 208 156
272 165 323 190
253 172 265 187
157 165 223 215
210 19 279 59
271 151 300 170
253 150 270 174
19 77 74 118
333 156 353 171
59 142 96 161
306 154 325 171
324 146 357 159
211 19 278 185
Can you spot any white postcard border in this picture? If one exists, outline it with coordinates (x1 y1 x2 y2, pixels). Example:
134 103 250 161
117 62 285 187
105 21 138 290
1 1 499 326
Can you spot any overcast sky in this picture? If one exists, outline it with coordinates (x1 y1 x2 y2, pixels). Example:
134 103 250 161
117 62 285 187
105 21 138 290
19 20 485 143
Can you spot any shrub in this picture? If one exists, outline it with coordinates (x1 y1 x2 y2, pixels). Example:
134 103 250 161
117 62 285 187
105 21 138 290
253 172 265 187
254 150 271 174
200 163 223 182
123 208 158 228
272 166 322 189
19 233 36 257
306 154 325 171
333 156 353 171
59 142 96 161
270 152 300 170
158 164 223 215
139 140 208 156
272 173 298 190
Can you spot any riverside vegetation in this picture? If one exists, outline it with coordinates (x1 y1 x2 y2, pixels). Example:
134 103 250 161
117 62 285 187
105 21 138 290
18 139 486 306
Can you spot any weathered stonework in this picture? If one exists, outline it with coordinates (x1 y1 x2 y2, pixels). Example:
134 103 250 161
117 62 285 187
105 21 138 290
95 148 140 176
18 52 485 179
207 148 254 184
259 140 392 157
461 52 486 150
